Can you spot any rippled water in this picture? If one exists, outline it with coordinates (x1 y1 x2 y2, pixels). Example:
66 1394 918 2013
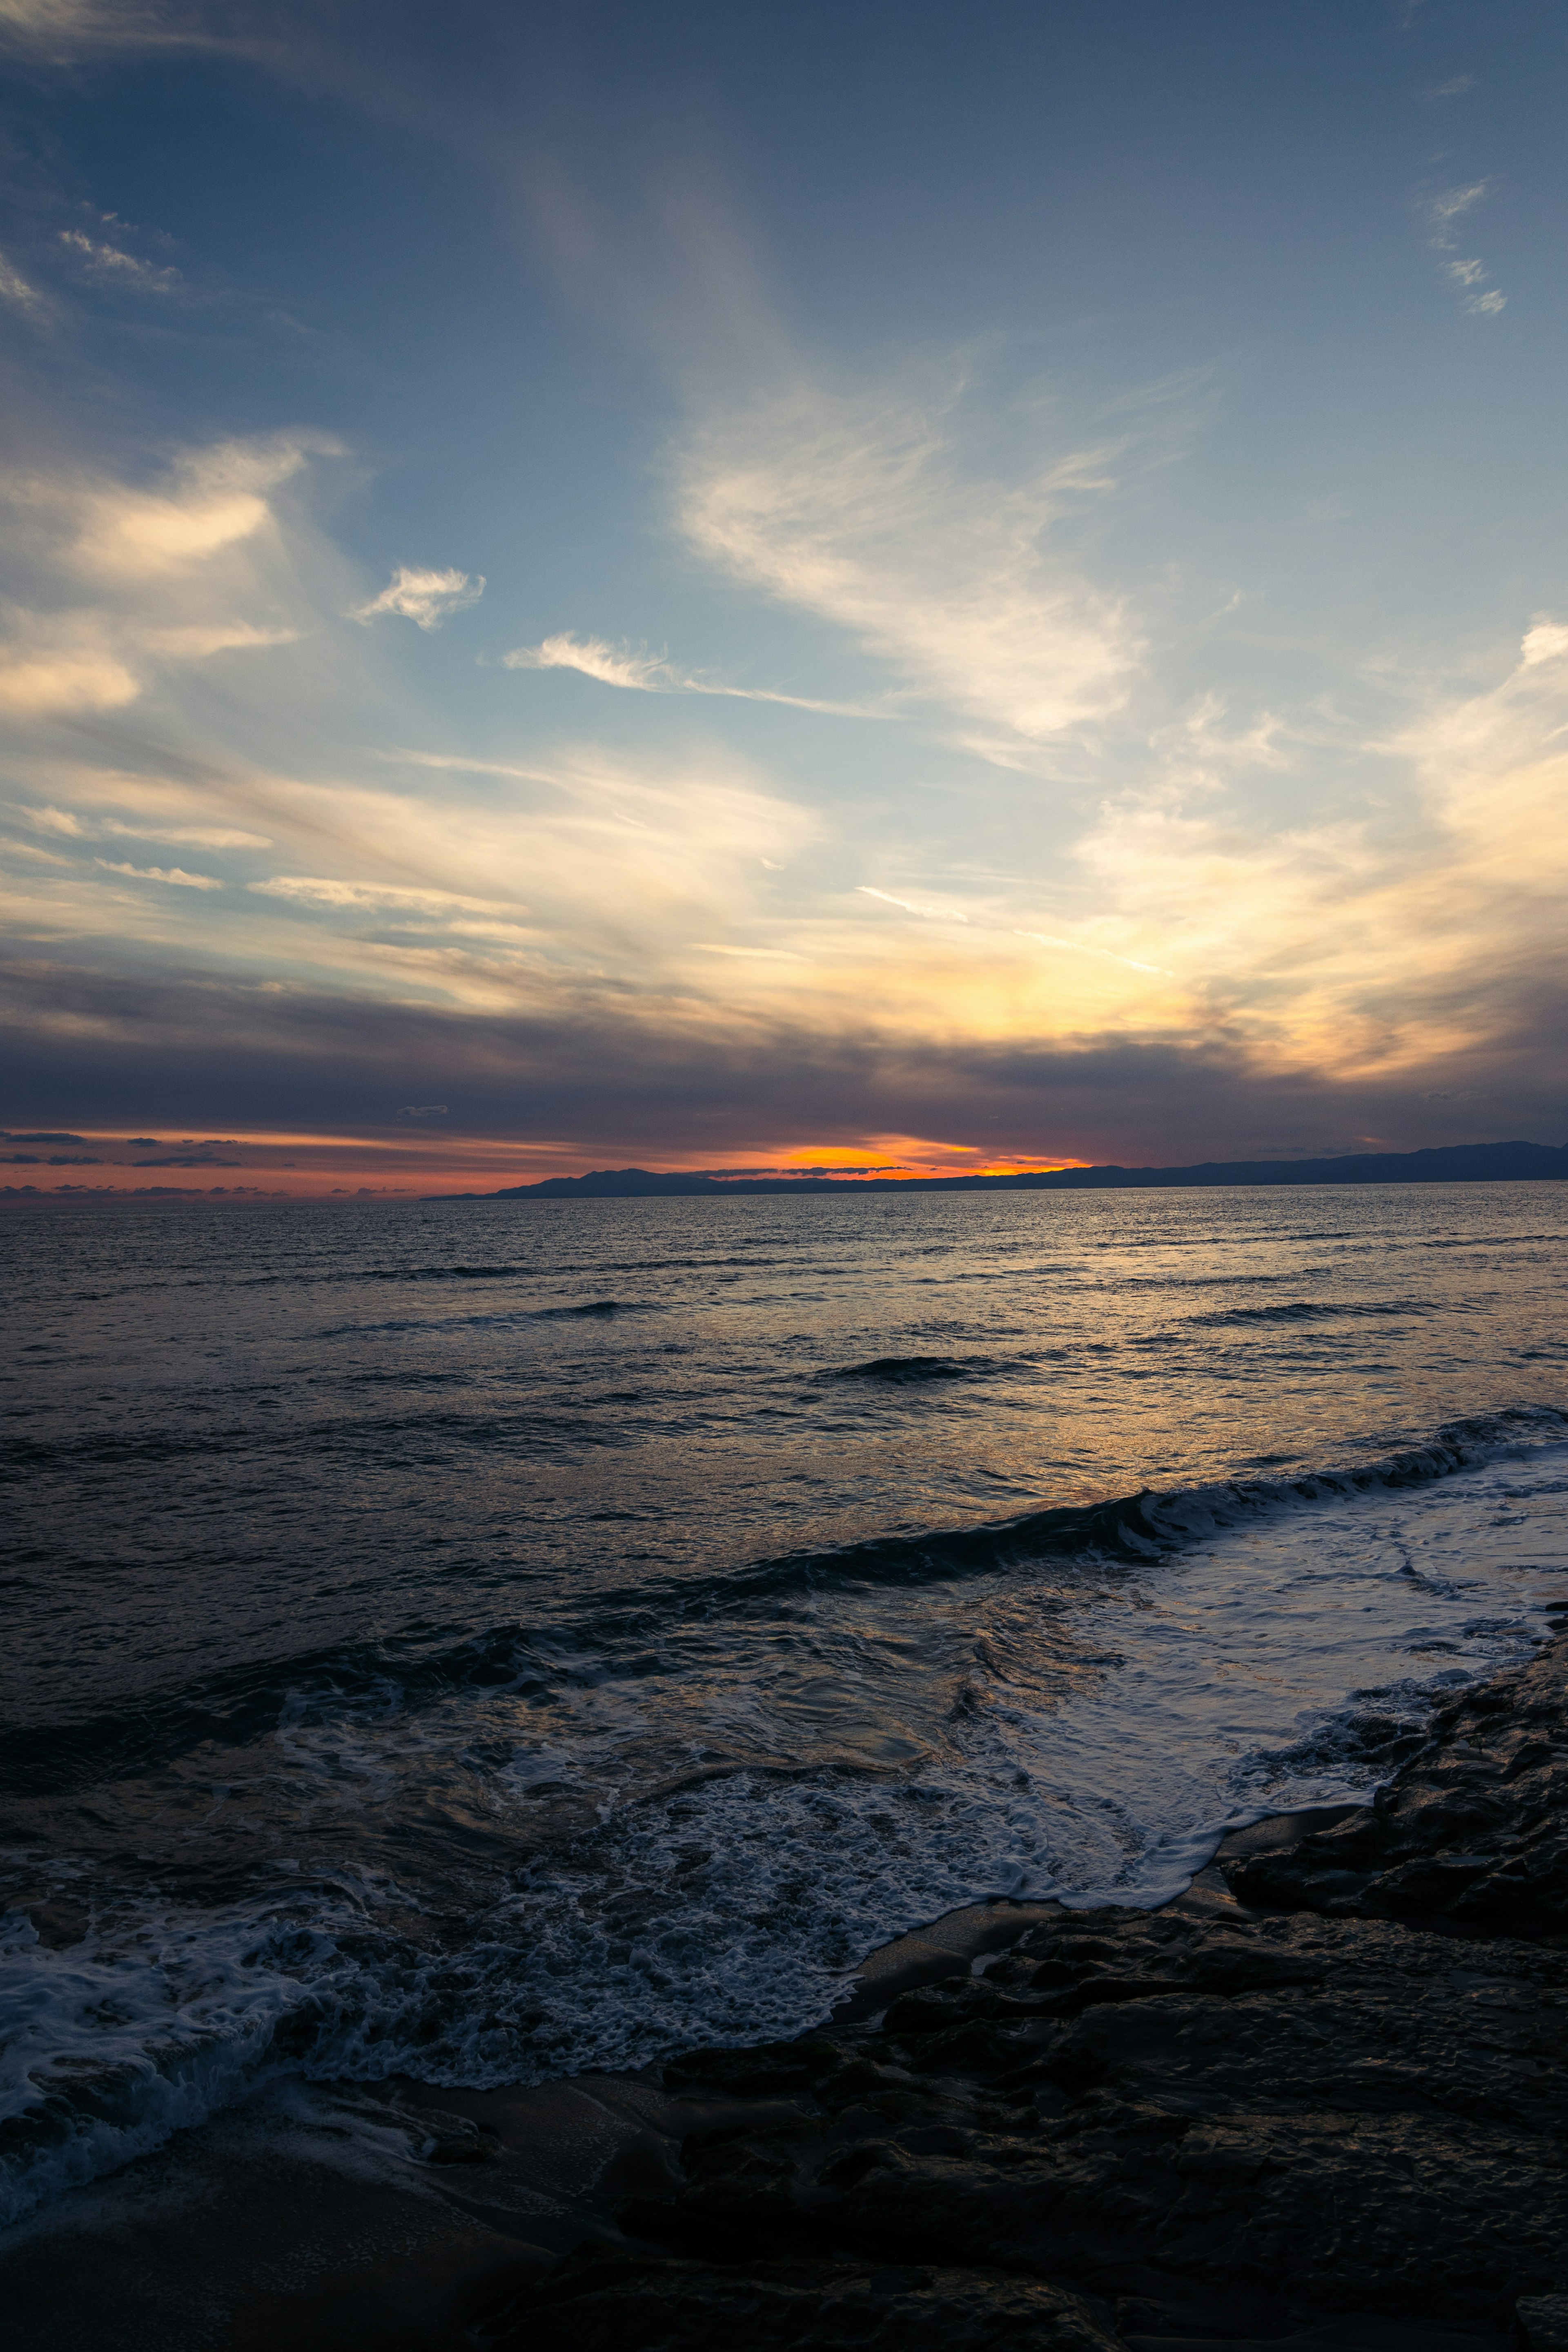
4 1183 1568 2226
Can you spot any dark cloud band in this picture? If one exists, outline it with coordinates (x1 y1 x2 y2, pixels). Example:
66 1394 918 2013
3 953 1563 1166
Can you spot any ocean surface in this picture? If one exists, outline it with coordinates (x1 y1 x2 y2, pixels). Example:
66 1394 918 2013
4 1182 1568 2235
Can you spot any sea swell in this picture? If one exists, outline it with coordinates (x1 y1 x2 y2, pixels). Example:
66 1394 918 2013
3 1405 1561 1793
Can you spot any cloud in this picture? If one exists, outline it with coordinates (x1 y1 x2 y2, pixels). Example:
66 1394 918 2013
1014 930 1167 976
94 860 224 888
0 0 221 57
0 248 45 312
856 886 968 923
502 630 884 716
9 805 271 848
145 623 299 657
62 439 320 579
1521 621 1568 668
101 820 274 848
1 0 135 36
0 432 335 719
507 632 665 690
0 0 119 44
9 568 1566 1161
1427 183 1489 245
1037 620 1568 1089
16 806 83 835
2 711 817 1028
350 566 484 630
201 743 818 1005
0 624 140 715
674 377 1137 762
1422 187 1504 315
1394 615 1568 895
854 881 1171 979
0 163 1555 1185
1420 76 1475 100
3 950 1562 1176
247 874 524 917
693 942 804 960
59 227 181 294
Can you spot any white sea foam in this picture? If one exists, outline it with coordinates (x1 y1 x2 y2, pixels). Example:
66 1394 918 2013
0 1904 335 2228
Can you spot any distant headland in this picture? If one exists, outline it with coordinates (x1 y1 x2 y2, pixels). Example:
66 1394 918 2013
445 1138 1568 1199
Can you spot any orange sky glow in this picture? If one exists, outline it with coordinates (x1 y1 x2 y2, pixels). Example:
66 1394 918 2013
0 1127 1091 1199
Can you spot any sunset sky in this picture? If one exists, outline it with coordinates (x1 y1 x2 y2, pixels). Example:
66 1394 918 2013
2 0 1566 1196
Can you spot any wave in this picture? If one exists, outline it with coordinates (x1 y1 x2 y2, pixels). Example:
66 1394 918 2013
216 1254 787 1290
0 1904 324 2233
1189 1298 1438 1327
0 1401 636 1481
690 1402 1566 1606
819 1355 990 1384
529 1298 655 1319
5 1405 1560 1798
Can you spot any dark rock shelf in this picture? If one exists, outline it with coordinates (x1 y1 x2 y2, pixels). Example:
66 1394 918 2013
488 1636 1568 2352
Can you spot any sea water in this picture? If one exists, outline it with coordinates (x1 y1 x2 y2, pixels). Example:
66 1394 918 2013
3 1183 1568 2229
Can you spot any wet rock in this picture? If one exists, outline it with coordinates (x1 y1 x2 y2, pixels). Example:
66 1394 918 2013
501 2244 1127 2350
1518 2292 1568 2352
425 2134 499 2165
506 1634 1568 2349
1223 1639 1568 1935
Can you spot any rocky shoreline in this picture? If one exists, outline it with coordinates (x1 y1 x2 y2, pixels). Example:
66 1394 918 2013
486 1631 1568 2352
8 1633 1568 2351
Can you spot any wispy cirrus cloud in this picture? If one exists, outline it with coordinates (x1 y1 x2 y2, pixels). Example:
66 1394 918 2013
13 806 272 848
3 700 820 1025
58 226 182 293
502 630 884 716
247 874 523 918
350 565 484 630
1423 181 1506 314
1014 929 1167 976
852 880 1168 981
0 0 226 57
856 885 968 923
1427 182 1489 244
675 377 1138 765
0 0 141 45
104 820 274 848
95 859 223 888
506 632 664 690
0 248 45 312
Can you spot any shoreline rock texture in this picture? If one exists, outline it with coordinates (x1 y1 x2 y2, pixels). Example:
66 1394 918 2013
492 1635 1568 2352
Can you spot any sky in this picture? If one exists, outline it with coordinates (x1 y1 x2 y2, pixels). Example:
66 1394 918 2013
1 0 1566 1197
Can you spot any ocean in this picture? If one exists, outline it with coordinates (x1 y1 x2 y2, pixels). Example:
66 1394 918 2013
4 1182 1568 2241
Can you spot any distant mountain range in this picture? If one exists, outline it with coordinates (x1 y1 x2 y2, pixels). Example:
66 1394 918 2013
448 1139 1568 1199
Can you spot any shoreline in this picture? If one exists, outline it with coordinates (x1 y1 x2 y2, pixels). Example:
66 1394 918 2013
5 1645 1568 2350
